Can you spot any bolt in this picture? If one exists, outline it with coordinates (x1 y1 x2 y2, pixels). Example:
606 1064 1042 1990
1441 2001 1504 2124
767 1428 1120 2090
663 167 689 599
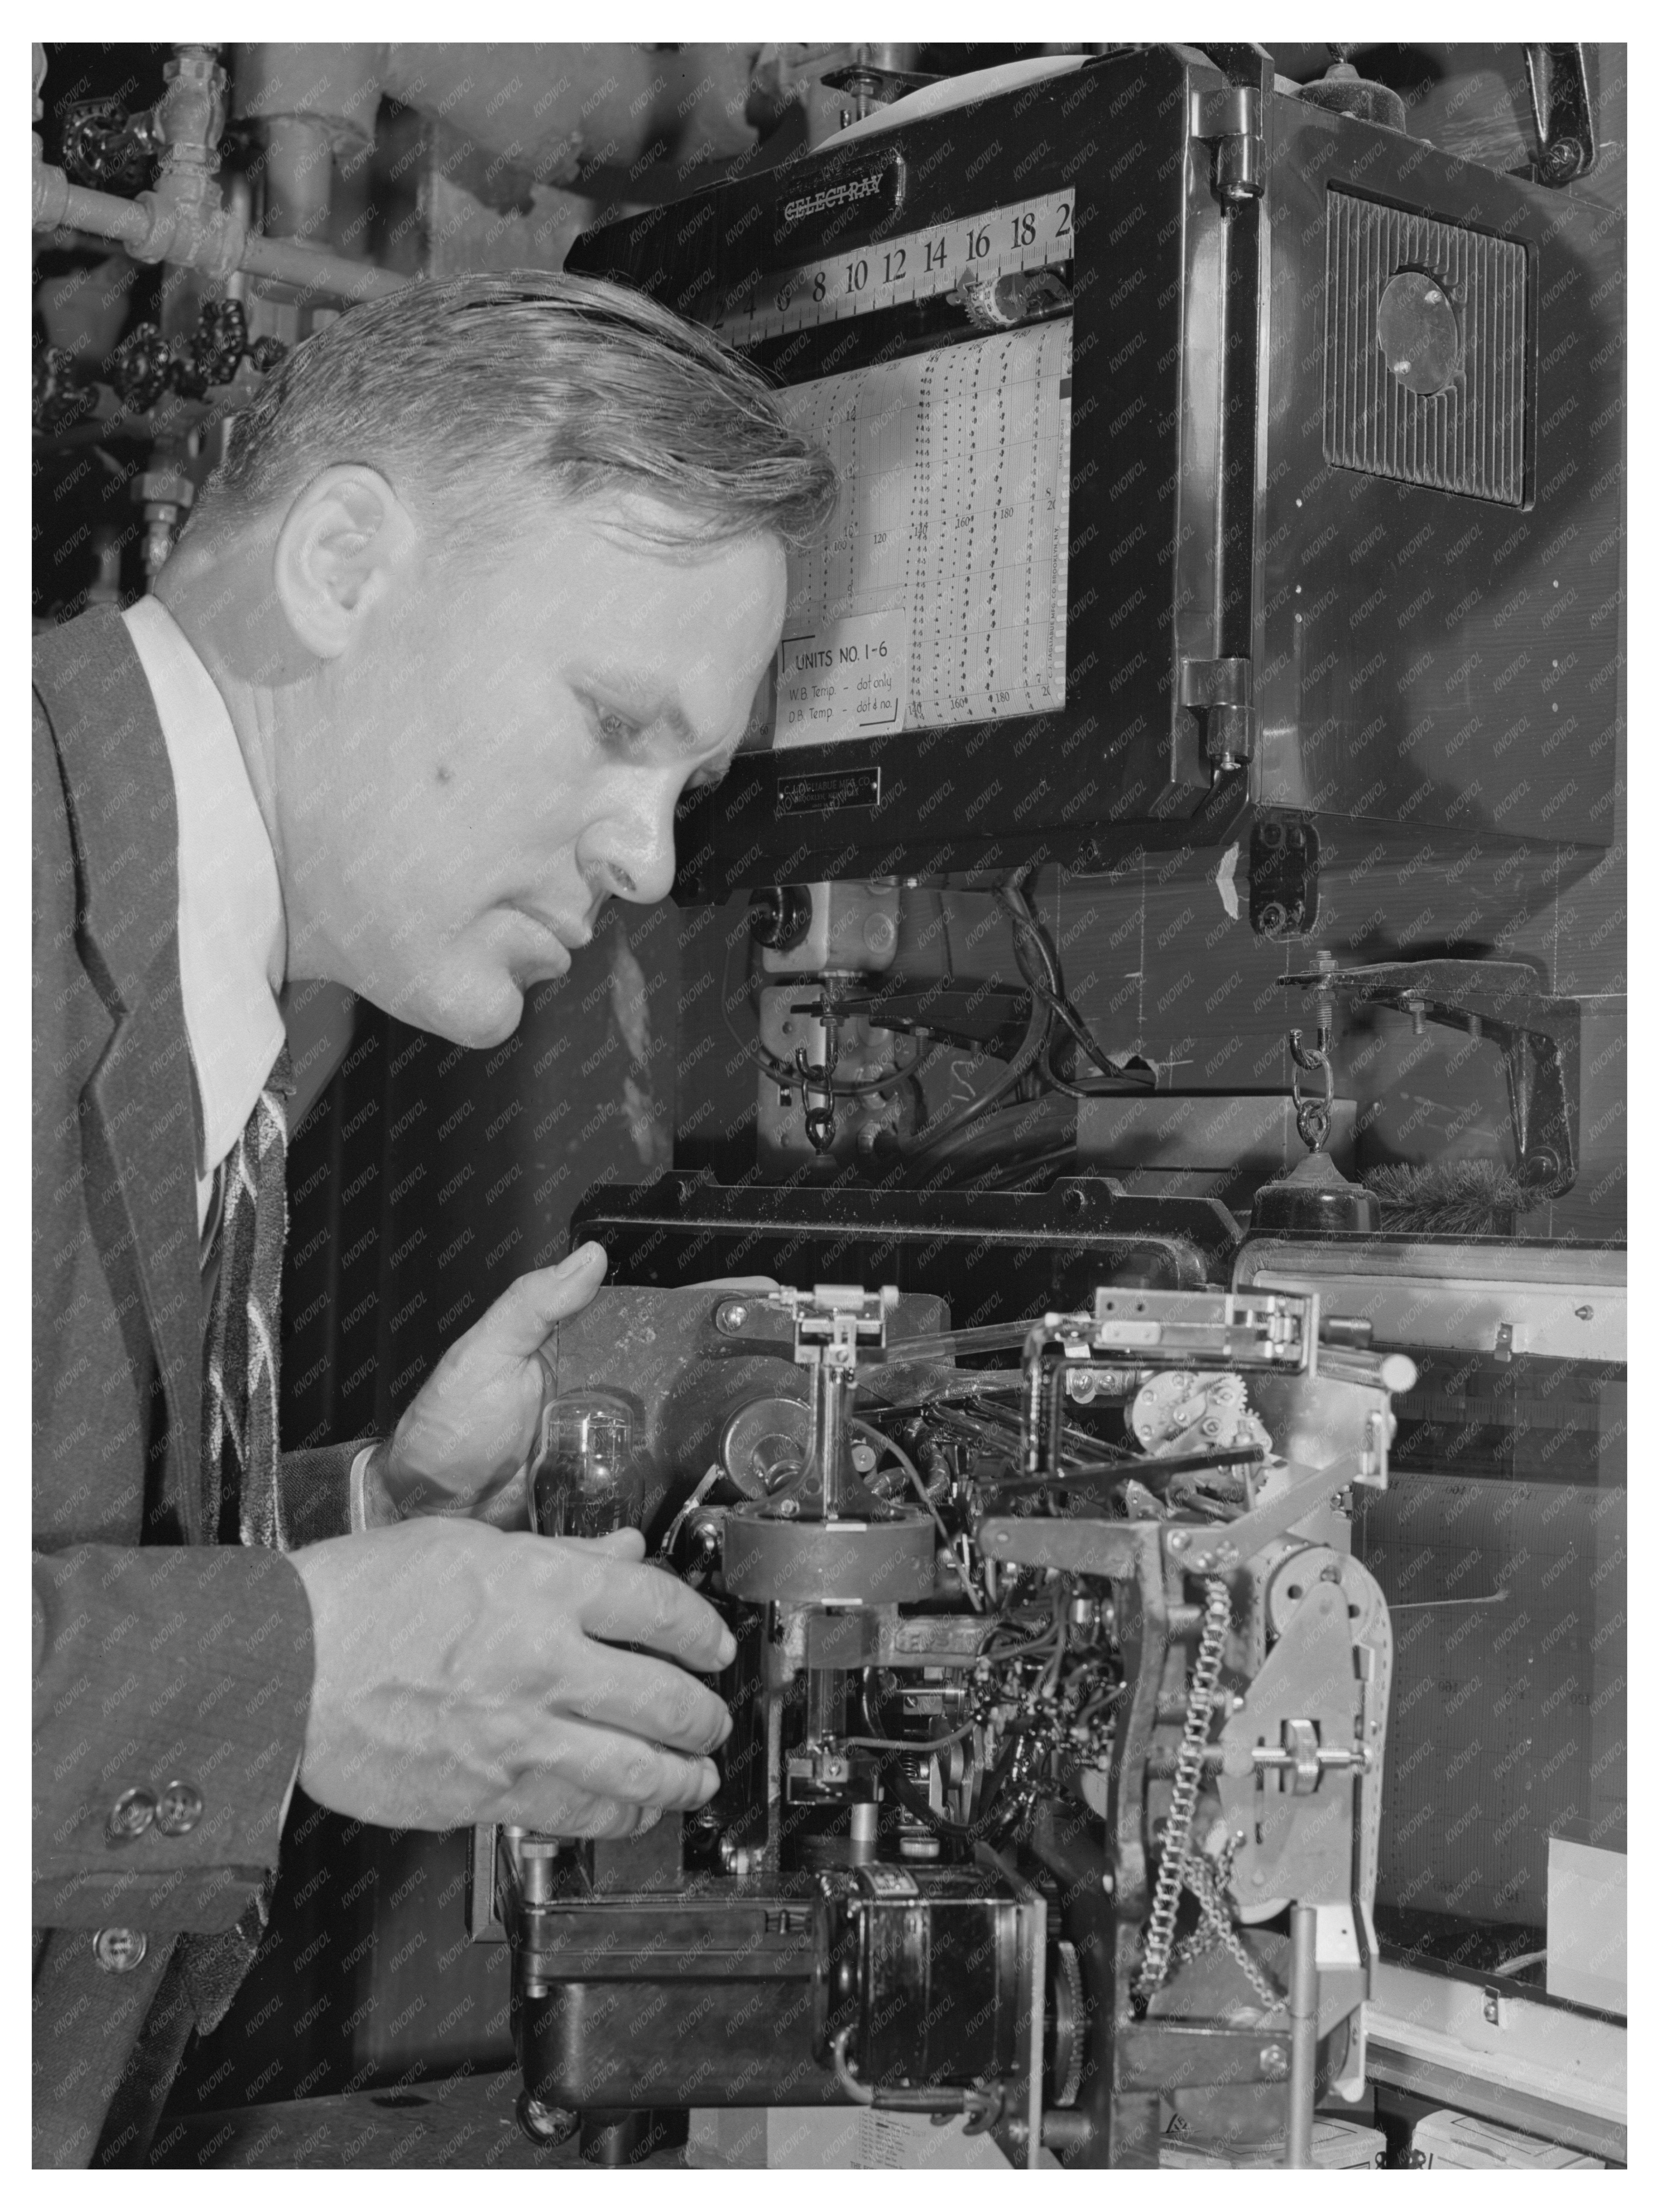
1168 1532 1189 1553
1259 2044 1290 2081
713 1299 749 1335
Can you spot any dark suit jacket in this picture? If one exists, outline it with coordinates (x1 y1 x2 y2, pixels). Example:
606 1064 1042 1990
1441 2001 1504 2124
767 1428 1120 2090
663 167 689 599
33 608 363 2165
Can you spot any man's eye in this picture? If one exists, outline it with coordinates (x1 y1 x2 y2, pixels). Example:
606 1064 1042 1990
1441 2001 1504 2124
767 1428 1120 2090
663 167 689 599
595 708 638 746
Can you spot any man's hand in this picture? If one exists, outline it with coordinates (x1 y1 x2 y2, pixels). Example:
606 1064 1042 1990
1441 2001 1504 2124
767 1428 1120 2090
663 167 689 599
366 1242 610 1521
364 1253 780 1526
290 1520 735 1835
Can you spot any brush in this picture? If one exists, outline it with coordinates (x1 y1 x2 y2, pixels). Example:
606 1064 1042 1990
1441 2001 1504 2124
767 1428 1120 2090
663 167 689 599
1362 1158 1536 1238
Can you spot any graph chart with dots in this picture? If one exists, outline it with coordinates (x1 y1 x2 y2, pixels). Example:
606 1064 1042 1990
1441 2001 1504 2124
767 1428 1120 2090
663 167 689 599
770 323 1072 748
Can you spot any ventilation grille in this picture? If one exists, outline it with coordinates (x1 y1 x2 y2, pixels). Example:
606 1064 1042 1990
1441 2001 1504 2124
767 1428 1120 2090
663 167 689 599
1324 190 1529 506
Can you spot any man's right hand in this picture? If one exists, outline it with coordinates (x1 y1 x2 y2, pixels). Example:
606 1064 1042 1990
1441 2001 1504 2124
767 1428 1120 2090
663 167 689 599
289 1520 734 1836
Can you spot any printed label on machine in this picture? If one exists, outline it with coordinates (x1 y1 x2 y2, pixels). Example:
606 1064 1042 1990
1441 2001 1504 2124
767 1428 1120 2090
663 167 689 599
768 321 1072 748
776 608 907 748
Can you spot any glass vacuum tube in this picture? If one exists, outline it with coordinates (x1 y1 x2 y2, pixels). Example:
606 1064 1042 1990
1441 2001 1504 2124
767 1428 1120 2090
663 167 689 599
528 1389 642 1539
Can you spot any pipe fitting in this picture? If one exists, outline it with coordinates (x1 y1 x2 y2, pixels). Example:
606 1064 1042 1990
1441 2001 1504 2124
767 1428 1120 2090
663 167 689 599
156 45 230 172
130 176 251 280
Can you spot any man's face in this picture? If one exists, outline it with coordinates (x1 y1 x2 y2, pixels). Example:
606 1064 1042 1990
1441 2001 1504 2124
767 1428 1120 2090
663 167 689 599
278 495 786 1045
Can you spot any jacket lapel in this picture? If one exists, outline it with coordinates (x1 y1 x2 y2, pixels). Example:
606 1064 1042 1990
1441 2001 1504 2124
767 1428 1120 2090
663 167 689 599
35 609 204 1543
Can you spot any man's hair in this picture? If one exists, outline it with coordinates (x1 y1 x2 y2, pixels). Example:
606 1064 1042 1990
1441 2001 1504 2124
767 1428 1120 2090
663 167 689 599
197 269 838 551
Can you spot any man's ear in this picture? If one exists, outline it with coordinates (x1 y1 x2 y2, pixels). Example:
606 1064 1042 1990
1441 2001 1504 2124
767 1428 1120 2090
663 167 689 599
272 465 420 659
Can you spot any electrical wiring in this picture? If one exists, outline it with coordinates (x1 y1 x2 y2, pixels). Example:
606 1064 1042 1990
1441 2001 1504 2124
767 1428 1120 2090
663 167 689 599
838 1718 978 1755
719 925 924 1100
855 1674 1023 1842
896 958 1051 1159
1000 880 1154 1096
719 875 1145 1171
851 1418 946 1545
852 1420 984 1610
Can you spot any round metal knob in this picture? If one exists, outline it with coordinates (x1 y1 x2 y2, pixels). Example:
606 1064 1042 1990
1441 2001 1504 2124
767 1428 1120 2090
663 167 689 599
1377 271 1462 397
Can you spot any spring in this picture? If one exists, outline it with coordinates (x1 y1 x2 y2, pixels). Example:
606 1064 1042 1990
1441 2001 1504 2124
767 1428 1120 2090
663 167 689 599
1135 1576 1231 2002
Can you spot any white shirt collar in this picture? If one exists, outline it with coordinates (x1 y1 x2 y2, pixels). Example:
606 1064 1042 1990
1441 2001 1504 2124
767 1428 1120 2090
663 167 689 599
121 595 287 1229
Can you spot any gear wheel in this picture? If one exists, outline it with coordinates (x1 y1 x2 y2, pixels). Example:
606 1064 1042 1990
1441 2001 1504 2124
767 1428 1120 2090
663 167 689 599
1048 1938 1086 2107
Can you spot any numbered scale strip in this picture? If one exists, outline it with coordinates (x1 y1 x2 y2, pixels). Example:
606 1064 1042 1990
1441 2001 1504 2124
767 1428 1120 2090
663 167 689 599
716 189 1075 347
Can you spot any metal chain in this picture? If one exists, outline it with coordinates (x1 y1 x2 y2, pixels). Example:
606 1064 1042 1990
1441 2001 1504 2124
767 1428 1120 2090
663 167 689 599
1177 1845 1287 2012
1289 1028 1334 1153
1136 1576 1232 2002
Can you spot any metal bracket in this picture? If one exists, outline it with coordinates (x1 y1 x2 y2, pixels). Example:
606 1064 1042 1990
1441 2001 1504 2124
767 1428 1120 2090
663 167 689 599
1249 814 1320 941
1116 2021 1290 2091
1278 957 1580 1195
1164 1458 1350 1575
1523 44 1596 187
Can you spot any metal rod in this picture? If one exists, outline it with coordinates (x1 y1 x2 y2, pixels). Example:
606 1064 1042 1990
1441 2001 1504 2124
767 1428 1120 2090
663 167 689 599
815 1362 854 1515
1285 1901 1319 2169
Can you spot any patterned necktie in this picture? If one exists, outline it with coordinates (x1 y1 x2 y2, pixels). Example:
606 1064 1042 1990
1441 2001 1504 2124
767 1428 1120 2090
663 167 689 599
175 1045 296 2043
201 1045 295 1551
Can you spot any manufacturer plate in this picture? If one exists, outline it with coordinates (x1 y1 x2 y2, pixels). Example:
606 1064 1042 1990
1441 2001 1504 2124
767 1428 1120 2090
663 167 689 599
775 767 882 816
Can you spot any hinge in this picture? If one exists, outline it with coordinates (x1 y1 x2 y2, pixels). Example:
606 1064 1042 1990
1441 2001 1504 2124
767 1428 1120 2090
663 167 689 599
1190 83 1263 204
1179 655 1255 771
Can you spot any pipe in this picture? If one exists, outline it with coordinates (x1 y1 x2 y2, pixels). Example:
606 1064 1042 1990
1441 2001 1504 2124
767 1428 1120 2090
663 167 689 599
1285 1901 1319 2168
32 162 407 303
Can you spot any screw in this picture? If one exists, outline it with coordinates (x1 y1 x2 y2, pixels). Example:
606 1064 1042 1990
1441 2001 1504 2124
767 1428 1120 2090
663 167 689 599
1575 1305 1594 1320
1259 2045 1290 2081
713 1299 749 1335
1168 1532 1189 1553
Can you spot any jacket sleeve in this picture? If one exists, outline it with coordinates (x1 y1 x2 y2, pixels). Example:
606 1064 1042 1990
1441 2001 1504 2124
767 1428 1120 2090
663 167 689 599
32 1543 314 1932
279 1440 374 1546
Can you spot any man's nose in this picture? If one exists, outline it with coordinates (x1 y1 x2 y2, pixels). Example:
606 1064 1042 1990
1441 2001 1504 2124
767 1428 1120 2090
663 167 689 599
587 779 680 907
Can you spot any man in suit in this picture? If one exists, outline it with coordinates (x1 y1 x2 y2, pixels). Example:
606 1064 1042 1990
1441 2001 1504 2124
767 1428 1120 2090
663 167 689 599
33 270 838 2164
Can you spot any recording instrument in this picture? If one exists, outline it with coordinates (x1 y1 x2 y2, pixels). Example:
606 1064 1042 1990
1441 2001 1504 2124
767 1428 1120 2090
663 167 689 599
568 45 1621 921
475 1276 1410 2169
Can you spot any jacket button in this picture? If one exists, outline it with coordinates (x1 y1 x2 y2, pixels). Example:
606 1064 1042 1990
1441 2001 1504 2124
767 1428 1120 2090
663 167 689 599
154 1780 204 1837
107 1786 157 1843
92 1927 148 1973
